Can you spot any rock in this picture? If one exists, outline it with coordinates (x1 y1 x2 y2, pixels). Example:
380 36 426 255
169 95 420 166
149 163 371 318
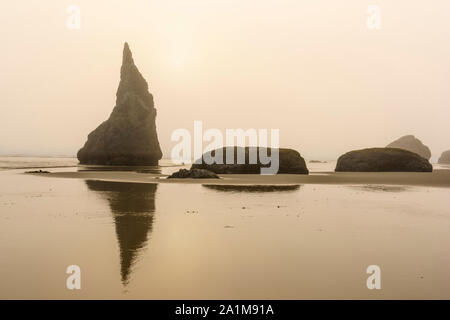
386 135 431 160
167 168 219 179
191 147 309 174
309 160 326 163
25 170 50 174
77 43 162 165
438 150 450 164
335 148 432 172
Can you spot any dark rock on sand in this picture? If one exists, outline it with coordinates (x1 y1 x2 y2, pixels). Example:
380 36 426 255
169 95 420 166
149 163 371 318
438 150 450 164
77 43 162 165
191 147 309 174
335 148 433 172
167 168 219 179
386 135 431 160
25 170 50 174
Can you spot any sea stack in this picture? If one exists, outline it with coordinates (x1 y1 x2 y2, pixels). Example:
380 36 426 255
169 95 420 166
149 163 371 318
438 150 450 164
335 148 433 172
77 43 162 165
386 135 431 160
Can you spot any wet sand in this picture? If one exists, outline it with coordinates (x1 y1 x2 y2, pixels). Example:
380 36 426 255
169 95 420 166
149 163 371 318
1 159 450 299
38 169 450 188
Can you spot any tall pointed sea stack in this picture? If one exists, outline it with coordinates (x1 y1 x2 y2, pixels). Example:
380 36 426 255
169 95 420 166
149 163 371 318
77 43 162 165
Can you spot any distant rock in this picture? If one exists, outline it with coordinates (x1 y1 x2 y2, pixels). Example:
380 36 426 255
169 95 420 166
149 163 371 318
438 150 450 164
386 135 431 160
167 168 219 179
309 160 327 163
335 148 432 172
191 147 309 174
77 43 162 165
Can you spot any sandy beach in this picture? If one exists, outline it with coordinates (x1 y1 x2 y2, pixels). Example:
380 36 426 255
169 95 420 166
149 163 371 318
0 158 449 299
37 168 450 188
0 160 449 299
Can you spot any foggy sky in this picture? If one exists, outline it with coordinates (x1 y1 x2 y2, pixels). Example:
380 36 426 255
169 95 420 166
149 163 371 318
1 0 449 161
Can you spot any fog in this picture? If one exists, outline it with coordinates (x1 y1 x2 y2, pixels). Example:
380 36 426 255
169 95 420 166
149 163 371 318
1 0 449 161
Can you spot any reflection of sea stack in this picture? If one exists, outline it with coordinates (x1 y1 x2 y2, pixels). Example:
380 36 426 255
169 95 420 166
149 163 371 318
438 150 450 164
77 43 162 165
85 180 157 285
335 148 432 172
386 135 431 160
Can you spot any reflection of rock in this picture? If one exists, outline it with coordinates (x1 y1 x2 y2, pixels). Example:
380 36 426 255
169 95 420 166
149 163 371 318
335 148 433 172
136 168 162 174
168 168 219 179
438 150 450 164
386 135 431 160
77 43 162 165
202 184 300 192
191 147 309 174
78 166 161 173
85 180 157 285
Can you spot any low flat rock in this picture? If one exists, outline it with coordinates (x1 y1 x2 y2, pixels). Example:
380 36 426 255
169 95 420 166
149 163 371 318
167 168 219 179
191 147 309 174
335 147 433 172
